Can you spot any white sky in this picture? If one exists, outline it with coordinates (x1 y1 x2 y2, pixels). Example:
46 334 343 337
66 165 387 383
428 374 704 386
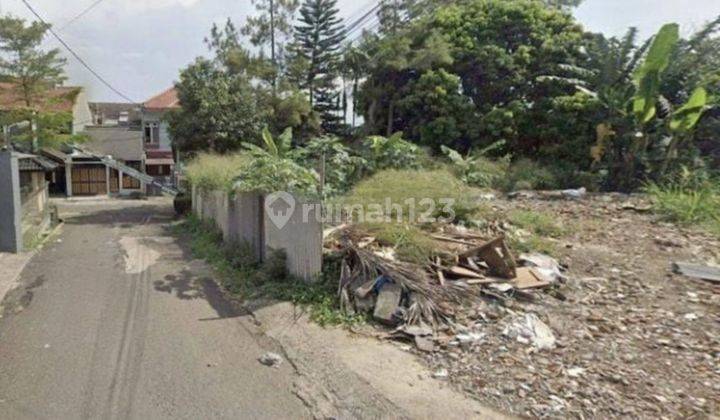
1 0 719 102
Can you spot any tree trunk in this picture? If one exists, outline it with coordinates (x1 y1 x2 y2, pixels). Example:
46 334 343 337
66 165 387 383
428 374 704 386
386 99 395 137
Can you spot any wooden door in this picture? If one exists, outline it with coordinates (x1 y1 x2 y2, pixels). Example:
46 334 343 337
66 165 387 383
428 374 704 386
72 165 107 195
109 169 119 193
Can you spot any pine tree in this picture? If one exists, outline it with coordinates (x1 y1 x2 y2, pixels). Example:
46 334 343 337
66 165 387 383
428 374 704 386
242 0 300 91
292 0 345 133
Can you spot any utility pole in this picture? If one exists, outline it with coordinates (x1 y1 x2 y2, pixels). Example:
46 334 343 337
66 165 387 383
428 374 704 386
31 111 39 152
270 0 277 95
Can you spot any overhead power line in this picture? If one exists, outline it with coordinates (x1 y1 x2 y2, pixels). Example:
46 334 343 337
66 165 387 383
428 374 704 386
345 3 382 35
60 0 109 30
19 0 139 104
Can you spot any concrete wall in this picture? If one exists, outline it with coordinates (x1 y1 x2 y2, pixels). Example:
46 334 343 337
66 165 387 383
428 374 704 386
228 192 263 261
0 150 22 253
190 186 321 281
72 89 93 134
263 196 323 282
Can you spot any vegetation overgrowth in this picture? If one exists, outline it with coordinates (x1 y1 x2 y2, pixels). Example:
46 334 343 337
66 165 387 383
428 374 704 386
166 0 718 200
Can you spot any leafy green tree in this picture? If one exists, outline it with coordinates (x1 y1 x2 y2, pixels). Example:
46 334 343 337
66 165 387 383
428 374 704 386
193 19 319 147
396 69 476 150
0 15 66 107
0 15 68 150
167 58 262 153
292 0 345 133
359 0 586 152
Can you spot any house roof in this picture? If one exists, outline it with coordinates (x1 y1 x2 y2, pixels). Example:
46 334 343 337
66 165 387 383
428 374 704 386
83 126 144 161
40 147 70 163
0 82 81 113
89 102 141 124
143 87 180 111
16 152 59 172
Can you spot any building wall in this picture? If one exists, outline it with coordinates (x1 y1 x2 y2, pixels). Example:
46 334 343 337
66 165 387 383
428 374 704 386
72 89 93 134
19 171 51 249
142 111 172 151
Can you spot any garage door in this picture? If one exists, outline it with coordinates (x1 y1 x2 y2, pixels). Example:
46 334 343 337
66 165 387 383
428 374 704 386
72 165 107 195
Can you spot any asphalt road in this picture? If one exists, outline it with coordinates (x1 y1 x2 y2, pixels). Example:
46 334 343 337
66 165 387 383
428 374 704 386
0 199 309 419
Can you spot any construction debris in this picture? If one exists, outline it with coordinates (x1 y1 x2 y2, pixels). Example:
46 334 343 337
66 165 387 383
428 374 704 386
461 236 517 278
327 226 570 355
502 313 556 350
518 252 564 283
373 282 403 325
672 262 720 284
511 267 551 290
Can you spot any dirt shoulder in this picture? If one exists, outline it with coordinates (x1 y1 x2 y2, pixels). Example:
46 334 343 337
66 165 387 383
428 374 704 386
243 301 508 419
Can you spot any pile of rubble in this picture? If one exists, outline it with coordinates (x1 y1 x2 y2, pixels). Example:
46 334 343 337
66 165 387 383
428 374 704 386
326 226 567 353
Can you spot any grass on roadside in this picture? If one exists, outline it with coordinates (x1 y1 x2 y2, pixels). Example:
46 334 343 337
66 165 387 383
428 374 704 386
173 215 364 326
646 181 720 236
185 153 251 192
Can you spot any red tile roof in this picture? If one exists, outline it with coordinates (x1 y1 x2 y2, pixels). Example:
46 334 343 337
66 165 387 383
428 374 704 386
0 82 81 113
143 87 180 111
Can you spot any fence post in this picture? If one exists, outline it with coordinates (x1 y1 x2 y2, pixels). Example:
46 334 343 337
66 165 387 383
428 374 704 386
0 150 23 253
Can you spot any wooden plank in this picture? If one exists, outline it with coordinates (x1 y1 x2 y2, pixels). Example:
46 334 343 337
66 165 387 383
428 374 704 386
673 262 720 283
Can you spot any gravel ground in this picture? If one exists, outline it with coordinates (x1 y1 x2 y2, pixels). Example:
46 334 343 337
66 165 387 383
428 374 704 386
407 193 719 418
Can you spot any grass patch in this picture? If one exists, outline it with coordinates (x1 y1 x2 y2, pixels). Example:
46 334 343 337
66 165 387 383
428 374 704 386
173 215 363 326
646 181 720 235
337 168 483 224
362 223 439 264
508 209 571 238
508 234 558 256
505 209 572 256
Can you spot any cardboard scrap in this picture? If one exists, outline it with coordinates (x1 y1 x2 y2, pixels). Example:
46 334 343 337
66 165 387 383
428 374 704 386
512 267 552 290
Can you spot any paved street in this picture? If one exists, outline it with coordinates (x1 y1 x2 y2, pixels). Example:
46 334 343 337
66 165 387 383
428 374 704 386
0 199 309 419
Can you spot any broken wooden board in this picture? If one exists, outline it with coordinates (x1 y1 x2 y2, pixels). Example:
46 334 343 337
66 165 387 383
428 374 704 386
460 236 516 279
511 267 552 290
672 262 720 284
466 278 498 285
445 265 484 279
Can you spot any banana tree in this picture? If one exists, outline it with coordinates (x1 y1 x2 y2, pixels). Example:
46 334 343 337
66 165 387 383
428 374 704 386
242 126 293 158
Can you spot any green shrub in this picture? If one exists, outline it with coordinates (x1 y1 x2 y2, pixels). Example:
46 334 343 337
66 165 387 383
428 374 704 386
294 136 367 197
363 133 425 172
441 145 510 188
233 154 318 197
185 151 318 197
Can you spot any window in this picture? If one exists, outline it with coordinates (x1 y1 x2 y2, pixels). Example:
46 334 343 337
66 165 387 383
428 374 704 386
144 122 160 144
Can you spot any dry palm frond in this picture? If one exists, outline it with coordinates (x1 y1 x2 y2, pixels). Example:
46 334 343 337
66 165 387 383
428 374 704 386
338 240 479 328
